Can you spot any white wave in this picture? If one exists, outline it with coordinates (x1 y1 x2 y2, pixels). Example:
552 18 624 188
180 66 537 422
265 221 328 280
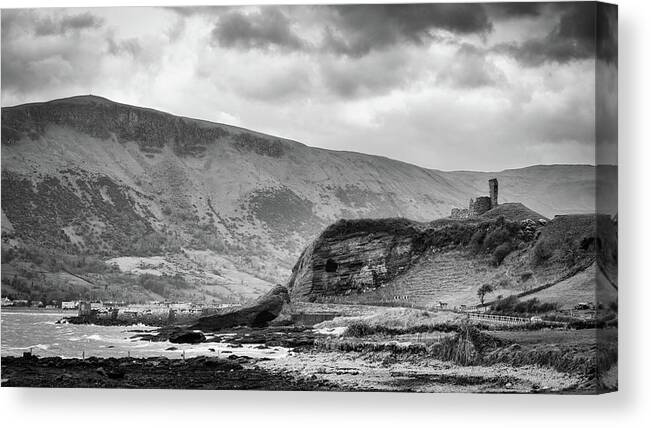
85 334 104 341
6 343 51 351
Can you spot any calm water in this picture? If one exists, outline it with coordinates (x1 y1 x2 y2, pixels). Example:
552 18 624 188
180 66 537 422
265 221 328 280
1 309 288 359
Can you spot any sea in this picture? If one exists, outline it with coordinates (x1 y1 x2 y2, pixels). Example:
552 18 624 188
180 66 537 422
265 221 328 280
1 309 288 359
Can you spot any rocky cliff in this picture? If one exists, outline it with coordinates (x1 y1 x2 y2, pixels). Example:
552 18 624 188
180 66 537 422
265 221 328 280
192 285 291 331
287 206 617 309
288 218 429 301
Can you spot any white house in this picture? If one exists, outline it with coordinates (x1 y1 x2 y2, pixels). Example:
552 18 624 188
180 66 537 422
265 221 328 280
61 301 79 310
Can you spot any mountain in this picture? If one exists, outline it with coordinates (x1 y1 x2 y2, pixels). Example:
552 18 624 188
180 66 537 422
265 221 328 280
0 95 616 302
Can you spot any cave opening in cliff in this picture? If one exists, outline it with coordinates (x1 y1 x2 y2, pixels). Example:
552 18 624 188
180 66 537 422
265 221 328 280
325 258 338 273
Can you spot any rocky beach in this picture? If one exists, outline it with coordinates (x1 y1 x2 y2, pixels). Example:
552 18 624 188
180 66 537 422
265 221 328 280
1 304 615 393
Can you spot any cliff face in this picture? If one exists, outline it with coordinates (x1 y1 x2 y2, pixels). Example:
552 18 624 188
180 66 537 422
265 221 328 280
287 217 482 301
288 219 428 301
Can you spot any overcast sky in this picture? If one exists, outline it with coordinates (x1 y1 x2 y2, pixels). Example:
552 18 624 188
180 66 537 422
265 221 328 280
1 2 617 171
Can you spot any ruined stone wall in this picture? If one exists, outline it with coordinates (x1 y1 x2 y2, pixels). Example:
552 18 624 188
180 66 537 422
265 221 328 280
450 208 470 219
449 178 498 218
471 196 492 216
489 178 499 207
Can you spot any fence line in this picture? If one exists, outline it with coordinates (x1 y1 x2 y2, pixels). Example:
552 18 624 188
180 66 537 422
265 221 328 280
466 313 530 324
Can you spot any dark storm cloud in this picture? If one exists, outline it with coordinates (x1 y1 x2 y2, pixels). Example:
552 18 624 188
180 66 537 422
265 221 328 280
319 3 492 57
596 3 618 65
208 4 491 57
34 12 104 36
487 2 545 19
494 3 617 66
210 8 306 51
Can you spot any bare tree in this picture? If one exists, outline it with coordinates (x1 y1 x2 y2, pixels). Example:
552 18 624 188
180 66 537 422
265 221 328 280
477 283 494 305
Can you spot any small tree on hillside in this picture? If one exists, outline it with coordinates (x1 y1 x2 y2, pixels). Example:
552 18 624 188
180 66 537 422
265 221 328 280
477 283 494 305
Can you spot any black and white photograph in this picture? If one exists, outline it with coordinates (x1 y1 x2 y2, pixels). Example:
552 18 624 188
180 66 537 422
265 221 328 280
1 1 618 394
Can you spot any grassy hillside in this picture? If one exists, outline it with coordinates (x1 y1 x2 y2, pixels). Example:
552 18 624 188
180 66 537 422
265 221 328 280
479 203 547 222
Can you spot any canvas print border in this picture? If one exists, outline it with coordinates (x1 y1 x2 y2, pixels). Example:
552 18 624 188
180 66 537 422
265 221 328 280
1 2 618 393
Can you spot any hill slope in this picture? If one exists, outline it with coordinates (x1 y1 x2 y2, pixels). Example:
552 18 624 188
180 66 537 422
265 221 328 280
1 95 616 302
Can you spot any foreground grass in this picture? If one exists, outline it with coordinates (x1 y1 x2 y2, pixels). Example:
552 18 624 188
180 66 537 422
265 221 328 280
314 307 462 331
315 320 617 384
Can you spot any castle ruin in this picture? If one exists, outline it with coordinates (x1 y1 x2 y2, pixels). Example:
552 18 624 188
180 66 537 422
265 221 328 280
450 178 499 219
489 178 498 208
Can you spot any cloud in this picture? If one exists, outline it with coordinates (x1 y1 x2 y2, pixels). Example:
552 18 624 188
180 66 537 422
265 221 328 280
596 60 617 164
1 10 104 39
1 4 616 170
1 27 105 97
1 9 169 105
320 3 492 57
107 37 142 57
231 61 313 102
493 3 617 66
487 2 545 20
437 44 505 89
33 12 104 36
207 4 491 57
596 3 618 65
319 48 419 99
210 7 306 51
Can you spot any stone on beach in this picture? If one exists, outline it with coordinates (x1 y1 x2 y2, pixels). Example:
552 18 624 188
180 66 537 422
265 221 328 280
192 285 291 331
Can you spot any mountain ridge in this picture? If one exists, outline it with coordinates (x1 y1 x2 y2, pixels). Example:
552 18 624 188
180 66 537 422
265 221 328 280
2 94 605 172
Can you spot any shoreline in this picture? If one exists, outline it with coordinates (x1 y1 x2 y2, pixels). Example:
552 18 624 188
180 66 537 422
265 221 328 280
1 307 616 393
0 351 591 393
0 354 339 390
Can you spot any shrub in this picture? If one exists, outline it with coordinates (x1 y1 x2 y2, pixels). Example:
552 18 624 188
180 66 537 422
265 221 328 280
469 229 486 253
559 236 579 267
138 274 167 297
131 232 166 256
484 228 510 251
531 239 553 266
342 321 461 338
492 242 512 266
490 296 559 314
491 295 519 312
1 247 17 263
344 322 376 337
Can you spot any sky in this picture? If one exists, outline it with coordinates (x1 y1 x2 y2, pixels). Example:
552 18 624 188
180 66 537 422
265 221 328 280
0 2 618 171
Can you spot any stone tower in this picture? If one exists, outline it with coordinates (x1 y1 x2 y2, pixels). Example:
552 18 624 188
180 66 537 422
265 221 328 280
489 178 498 208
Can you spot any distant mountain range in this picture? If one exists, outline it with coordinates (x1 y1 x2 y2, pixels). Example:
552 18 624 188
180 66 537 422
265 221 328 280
0 95 617 301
